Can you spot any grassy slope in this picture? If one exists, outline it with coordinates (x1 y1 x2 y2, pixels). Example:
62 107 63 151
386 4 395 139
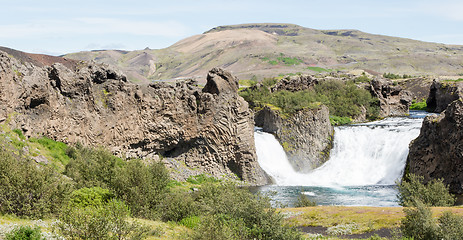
282 206 463 235
64 23 463 83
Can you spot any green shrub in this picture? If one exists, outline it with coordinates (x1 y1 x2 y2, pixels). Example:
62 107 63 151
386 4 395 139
438 211 463 240
401 202 463 240
294 194 317 208
401 202 439 240
191 214 247 240
193 182 302 240
64 145 170 220
69 187 115 208
111 158 170 219
160 190 197 222
397 174 455 207
54 199 149 240
410 99 427 111
0 148 72 218
64 145 122 189
5 225 44 240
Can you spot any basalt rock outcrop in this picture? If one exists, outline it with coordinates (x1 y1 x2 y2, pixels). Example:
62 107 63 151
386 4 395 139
0 51 269 185
407 99 463 194
255 105 333 172
270 74 319 92
369 78 412 117
426 80 463 113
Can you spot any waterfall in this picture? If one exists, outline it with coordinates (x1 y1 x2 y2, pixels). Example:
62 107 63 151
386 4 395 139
255 112 426 187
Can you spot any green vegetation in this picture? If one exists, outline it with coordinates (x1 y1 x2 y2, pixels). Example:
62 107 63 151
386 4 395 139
5 225 45 240
307 66 331 73
29 137 70 167
262 53 303 66
240 79 380 122
55 199 149 240
0 148 72 218
354 73 371 83
443 78 463 83
397 173 455 207
410 99 427 111
294 194 317 208
238 79 257 87
383 73 413 79
329 116 353 126
0 132 303 239
401 202 463 240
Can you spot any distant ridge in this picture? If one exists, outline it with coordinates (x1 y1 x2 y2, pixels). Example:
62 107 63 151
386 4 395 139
62 23 463 83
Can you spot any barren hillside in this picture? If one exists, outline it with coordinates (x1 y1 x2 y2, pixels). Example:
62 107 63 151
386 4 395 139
64 23 463 83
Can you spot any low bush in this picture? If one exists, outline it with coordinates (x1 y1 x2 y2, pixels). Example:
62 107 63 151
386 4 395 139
401 201 463 240
5 225 44 240
193 182 302 240
160 190 197 222
401 202 439 240
54 199 149 240
294 194 317 208
397 173 455 207
69 187 115 208
0 148 72 218
410 99 427 111
65 146 170 219
111 158 170 219
64 144 122 189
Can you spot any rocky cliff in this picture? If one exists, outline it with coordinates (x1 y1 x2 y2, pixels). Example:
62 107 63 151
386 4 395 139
407 99 463 194
255 105 333 172
0 51 269 185
369 78 412 117
426 80 463 113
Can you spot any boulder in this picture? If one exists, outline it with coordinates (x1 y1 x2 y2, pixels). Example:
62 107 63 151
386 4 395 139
255 105 333 171
407 99 463 194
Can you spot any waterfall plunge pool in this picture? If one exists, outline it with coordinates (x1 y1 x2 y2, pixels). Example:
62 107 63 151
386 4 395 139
252 111 429 207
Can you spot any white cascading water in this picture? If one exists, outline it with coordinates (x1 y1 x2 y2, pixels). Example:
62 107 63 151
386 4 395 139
255 113 426 187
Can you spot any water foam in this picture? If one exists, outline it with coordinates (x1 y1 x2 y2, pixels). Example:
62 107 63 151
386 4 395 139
255 112 425 187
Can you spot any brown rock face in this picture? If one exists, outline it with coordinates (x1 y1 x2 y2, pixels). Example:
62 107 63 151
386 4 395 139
255 105 333 172
0 51 269 185
407 99 463 194
426 80 463 113
270 74 319 92
369 78 412 117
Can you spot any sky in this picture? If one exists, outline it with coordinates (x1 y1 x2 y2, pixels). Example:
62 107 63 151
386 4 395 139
1 0 463 56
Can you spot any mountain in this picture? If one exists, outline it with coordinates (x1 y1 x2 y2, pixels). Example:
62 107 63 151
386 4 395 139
64 23 463 83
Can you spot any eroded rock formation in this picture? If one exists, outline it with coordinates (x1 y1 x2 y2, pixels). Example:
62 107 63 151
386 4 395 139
0 51 269 185
369 78 412 117
407 99 463 194
426 80 463 113
255 105 333 172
